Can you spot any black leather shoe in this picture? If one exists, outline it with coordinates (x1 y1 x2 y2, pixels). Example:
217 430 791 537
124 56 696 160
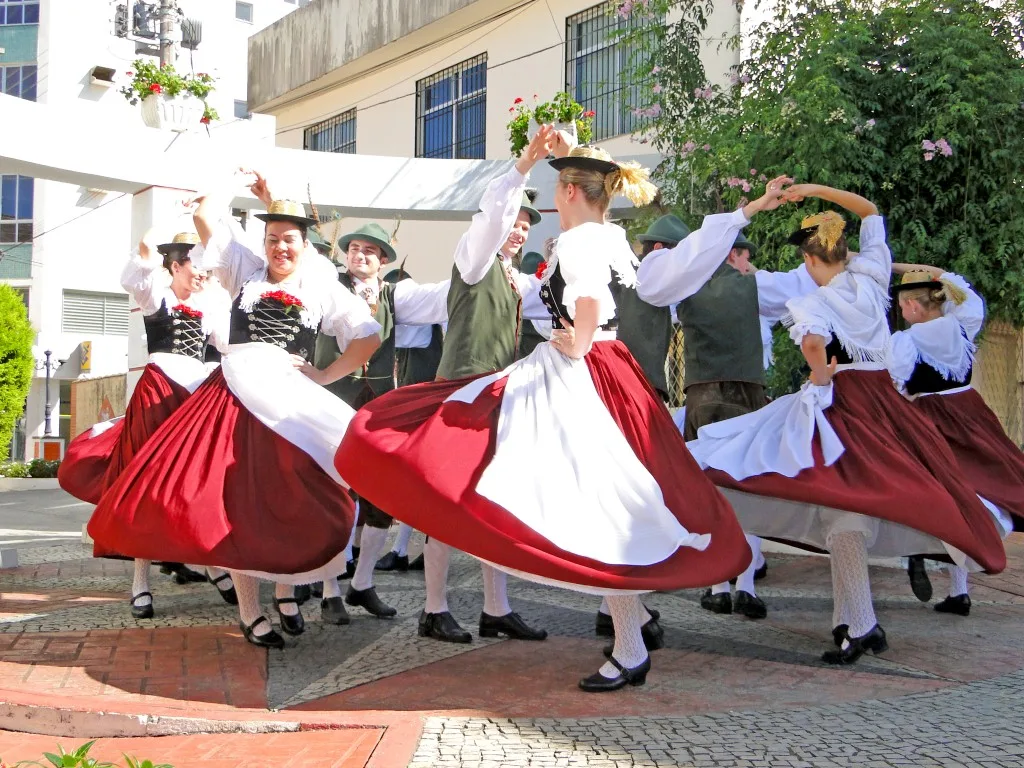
479 612 547 641
408 553 425 571
418 610 472 643
240 616 285 650
351 546 360 562
907 556 933 602
375 551 409 572
733 591 767 620
934 594 971 616
595 606 660 637
603 617 665 657
832 624 849 648
273 597 305 635
338 560 356 581
310 582 323 599
165 564 208 585
294 584 311 605
130 592 154 620
754 562 768 581
579 655 651 692
209 573 238 606
321 597 350 625
345 586 397 618
700 589 732 614
822 624 888 665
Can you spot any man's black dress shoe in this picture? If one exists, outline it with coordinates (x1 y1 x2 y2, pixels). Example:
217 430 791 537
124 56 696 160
240 616 285 650
595 606 660 637
408 554 425 571
934 594 971 616
579 655 650 692
602 617 665 657
907 556 933 602
321 597 350 625
375 552 410 572
479 612 547 640
338 560 356 581
733 591 767 620
273 597 305 636
418 610 471 643
345 586 397 618
130 592 154 620
700 589 732 614
822 624 888 665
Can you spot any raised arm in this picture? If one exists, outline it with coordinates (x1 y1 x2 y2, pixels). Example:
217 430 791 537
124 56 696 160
783 183 878 220
894 265 985 342
120 227 165 315
393 279 450 325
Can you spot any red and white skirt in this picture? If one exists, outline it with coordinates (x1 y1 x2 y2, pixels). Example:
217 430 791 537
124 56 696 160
58 356 204 505
88 343 356 584
915 387 1024 533
690 367 1006 573
335 340 751 594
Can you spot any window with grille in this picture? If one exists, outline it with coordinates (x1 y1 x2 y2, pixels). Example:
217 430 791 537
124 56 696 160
2 64 37 101
0 175 33 245
61 291 130 336
0 1 40 25
566 3 659 141
304 109 357 154
415 54 487 159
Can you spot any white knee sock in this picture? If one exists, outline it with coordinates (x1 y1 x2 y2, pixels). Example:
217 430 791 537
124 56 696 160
598 597 610 616
830 548 851 629
735 534 761 596
132 559 152 606
233 572 269 636
755 546 766 569
481 564 512 617
343 524 357 562
827 531 878 640
393 523 414 557
354 524 364 549
599 595 648 677
322 577 342 599
353 527 388 591
948 565 970 597
423 538 451 614
711 582 730 595
274 582 299 616
206 567 232 593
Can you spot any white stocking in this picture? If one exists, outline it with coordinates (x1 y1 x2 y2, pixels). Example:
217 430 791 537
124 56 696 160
206 567 232 593
598 597 610 616
132 560 152 606
322 577 342 599
948 565 970 597
711 582 730 595
735 534 761 596
830 548 851 629
342 524 357 562
424 538 451 614
353 527 387 591
827 531 878 640
393 523 414 557
274 582 299 616
233 572 269 636
599 595 648 677
482 564 511 617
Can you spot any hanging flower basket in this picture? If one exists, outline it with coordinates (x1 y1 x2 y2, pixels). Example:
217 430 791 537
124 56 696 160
507 92 594 157
140 92 205 132
121 59 219 132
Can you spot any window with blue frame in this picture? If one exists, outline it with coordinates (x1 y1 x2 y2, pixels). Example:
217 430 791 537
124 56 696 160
415 54 487 160
1 64 37 101
304 108 356 154
0 1 40 25
0 175 34 245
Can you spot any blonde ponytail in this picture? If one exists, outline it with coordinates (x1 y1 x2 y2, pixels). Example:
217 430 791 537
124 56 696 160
605 162 657 207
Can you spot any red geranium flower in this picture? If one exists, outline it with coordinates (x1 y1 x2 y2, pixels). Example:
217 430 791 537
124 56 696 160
172 303 203 319
514 97 524 104
583 110 596 118
534 260 547 279
261 290 305 313
150 83 162 94
200 116 210 124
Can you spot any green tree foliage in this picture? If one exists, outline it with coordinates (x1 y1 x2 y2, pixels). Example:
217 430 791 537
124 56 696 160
0 285 34 462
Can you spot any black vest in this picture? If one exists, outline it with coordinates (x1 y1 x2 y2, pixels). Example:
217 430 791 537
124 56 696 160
825 337 854 366
228 289 317 362
538 264 618 332
143 300 207 360
905 361 972 395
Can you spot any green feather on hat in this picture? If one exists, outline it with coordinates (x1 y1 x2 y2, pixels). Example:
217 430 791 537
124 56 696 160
337 222 398 263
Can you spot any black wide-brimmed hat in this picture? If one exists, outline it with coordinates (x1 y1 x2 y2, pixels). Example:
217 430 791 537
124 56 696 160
254 200 318 227
549 145 619 175
156 232 200 257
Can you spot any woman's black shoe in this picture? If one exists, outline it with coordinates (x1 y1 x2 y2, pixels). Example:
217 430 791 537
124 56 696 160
165 564 208 585
294 584 311 605
934 594 971 616
700 589 732 614
907 556 933 602
273 597 305 635
595 606 660 637
130 592 154 620
408 553 425 571
418 611 471 643
345 586 397 618
209 573 238 606
310 582 324 599
479 612 548 640
832 624 849 647
321 597 350 625
579 655 651 692
240 616 285 650
754 561 768 581
822 624 888 665
733 591 767 620
602 617 665 657
375 551 410 572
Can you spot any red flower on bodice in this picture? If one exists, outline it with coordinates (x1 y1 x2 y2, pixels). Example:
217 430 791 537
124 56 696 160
534 260 548 279
172 303 203 319
260 290 305 313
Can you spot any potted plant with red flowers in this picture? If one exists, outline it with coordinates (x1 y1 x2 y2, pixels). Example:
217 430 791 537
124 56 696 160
120 59 219 132
507 92 595 157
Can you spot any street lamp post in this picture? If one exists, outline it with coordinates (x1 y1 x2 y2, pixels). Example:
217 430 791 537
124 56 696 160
42 349 52 437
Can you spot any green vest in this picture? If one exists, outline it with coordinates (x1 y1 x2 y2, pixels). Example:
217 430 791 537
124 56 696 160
315 273 397 406
398 324 445 386
611 282 672 394
436 256 521 379
517 320 548 359
676 262 764 390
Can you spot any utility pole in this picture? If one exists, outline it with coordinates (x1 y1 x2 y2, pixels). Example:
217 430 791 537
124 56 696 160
158 0 178 67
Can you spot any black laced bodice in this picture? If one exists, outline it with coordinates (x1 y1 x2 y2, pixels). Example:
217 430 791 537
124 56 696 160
228 290 318 362
143 300 207 360
538 263 618 332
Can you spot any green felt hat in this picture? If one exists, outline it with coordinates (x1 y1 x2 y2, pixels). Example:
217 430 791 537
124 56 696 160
337 222 397 263
307 228 332 257
636 215 689 248
732 233 758 258
519 251 545 276
519 190 542 226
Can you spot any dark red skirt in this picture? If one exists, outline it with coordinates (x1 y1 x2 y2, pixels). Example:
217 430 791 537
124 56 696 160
335 341 750 590
915 388 1024 531
88 368 354 573
707 370 1006 574
58 364 190 505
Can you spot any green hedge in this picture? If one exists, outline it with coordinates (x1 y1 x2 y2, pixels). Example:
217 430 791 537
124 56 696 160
0 460 61 479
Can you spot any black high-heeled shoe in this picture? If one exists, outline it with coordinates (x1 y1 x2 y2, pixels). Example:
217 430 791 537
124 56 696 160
832 624 849 648
822 624 887 665
273 597 305 636
579 655 651 692
130 592 154 620
209 573 238 606
240 616 285 650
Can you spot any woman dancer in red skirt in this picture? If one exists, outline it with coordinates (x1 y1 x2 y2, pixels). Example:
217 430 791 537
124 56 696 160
90 173 381 649
336 141 752 692
58 229 236 619
890 265 1022 615
684 183 1006 664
